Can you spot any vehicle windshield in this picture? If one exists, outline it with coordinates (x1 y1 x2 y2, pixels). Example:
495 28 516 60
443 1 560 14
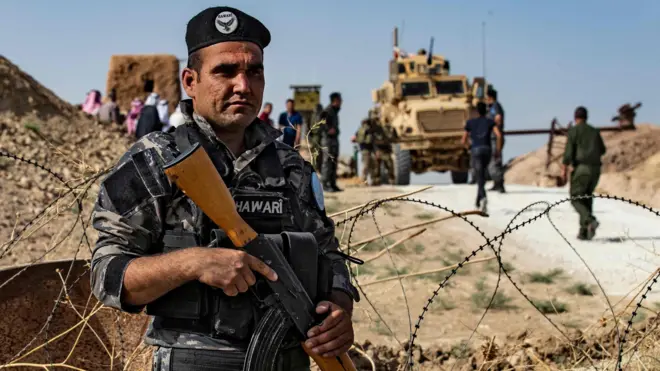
401 82 430 97
435 80 465 95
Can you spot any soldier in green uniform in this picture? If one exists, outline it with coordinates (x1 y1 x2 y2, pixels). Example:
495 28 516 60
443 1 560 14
353 118 375 184
561 106 607 240
372 118 398 186
309 103 325 172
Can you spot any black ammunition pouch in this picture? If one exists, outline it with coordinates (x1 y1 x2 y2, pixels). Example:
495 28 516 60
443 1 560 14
145 231 210 320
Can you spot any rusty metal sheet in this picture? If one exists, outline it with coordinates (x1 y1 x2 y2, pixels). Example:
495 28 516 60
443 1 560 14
0 259 151 370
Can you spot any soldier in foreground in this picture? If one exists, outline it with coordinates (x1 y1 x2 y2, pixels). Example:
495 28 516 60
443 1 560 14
321 92 343 192
353 118 375 184
372 118 398 186
89 6 358 370
561 106 607 240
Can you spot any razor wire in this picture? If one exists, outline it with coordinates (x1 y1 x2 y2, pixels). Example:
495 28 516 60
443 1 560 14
0 148 659 370
336 194 660 371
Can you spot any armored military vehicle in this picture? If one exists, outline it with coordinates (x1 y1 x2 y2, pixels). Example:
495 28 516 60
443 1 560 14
371 27 493 184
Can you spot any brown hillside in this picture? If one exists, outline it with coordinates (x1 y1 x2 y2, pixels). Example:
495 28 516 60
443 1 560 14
0 56 131 268
505 123 660 207
0 55 78 120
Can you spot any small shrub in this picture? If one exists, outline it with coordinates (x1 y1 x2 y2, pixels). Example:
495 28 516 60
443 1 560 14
528 268 564 284
369 319 392 336
566 282 594 296
415 212 435 220
471 277 514 310
440 249 471 275
450 340 471 359
429 297 456 312
533 298 568 314
377 265 410 279
24 122 41 133
485 259 515 274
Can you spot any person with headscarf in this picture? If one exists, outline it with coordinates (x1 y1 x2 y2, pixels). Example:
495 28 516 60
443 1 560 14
135 92 163 139
125 98 144 136
98 90 121 124
164 105 185 133
81 90 102 116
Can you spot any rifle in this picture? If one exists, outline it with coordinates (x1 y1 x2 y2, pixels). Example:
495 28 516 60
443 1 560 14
162 142 357 371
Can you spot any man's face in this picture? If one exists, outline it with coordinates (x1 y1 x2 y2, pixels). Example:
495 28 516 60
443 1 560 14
333 97 343 109
286 100 294 112
182 41 265 131
486 96 494 105
264 104 272 114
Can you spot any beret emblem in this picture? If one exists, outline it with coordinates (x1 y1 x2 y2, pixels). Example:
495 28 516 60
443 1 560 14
215 11 238 34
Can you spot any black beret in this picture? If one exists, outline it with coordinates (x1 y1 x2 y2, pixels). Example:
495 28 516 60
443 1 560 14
185 6 271 55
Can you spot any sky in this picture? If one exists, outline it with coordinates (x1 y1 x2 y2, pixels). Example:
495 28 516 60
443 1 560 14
2 0 659 183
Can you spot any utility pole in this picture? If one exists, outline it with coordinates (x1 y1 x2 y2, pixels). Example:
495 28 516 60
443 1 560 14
482 21 487 80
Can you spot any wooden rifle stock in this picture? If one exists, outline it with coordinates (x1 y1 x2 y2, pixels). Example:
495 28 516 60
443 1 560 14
163 143 357 371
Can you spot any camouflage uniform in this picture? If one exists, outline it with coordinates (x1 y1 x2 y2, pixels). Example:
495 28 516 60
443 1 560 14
372 122 397 186
90 99 358 370
320 104 341 190
309 104 325 172
355 119 375 183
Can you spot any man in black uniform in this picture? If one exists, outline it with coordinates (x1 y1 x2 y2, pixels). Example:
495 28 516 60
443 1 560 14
486 89 506 193
89 6 358 370
321 92 343 192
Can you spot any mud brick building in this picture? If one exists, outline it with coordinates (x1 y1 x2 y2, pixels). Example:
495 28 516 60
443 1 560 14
106 54 181 115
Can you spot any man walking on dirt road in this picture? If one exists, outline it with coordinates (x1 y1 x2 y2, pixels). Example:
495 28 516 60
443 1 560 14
463 102 502 213
486 89 506 193
561 106 607 240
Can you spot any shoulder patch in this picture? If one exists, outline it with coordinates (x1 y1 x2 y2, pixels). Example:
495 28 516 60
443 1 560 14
310 171 325 211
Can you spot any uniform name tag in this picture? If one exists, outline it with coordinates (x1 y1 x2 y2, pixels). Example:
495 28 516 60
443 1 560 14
234 195 284 216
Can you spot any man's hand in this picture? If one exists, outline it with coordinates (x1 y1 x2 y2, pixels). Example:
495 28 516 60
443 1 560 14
196 248 278 296
304 301 354 358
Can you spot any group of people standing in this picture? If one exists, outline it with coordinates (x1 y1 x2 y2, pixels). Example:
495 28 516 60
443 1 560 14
80 89 185 139
352 110 399 186
258 92 345 193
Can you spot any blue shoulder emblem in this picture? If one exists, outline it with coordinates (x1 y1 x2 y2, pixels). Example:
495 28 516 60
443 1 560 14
310 172 325 211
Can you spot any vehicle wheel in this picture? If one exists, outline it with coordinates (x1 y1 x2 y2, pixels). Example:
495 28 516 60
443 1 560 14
451 171 468 184
393 144 411 185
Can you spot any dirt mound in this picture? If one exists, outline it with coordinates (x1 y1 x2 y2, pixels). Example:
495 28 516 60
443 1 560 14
0 56 132 268
0 55 78 120
348 317 659 370
506 124 660 206
106 54 181 114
